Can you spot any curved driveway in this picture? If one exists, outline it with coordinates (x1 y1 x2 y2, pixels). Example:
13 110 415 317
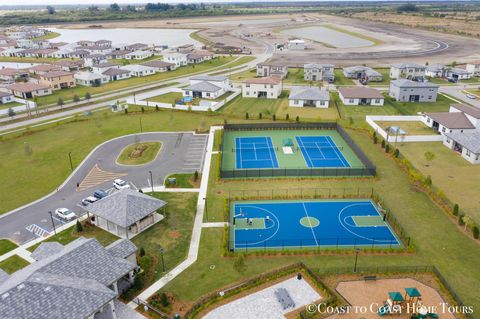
0 132 208 244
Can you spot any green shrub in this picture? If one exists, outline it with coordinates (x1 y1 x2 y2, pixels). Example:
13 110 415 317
286 113 289 120
385 144 390 153
453 204 459 216
296 116 300 122
458 214 465 226
124 108 128 114
424 175 432 187
394 149 400 158
272 114 276 121
473 226 479 239
160 292 170 307
75 220 83 232
259 112 262 119
139 247 145 257
245 112 249 119
381 139 385 148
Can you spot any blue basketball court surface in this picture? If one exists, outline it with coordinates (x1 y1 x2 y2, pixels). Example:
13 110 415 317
235 137 279 169
295 136 350 168
231 199 401 250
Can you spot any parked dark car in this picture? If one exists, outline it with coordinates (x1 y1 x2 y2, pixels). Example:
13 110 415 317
93 189 108 199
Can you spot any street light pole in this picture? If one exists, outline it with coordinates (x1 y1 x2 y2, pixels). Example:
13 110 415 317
353 248 361 273
48 211 57 236
68 151 73 171
149 170 154 193
139 117 143 132
159 247 165 272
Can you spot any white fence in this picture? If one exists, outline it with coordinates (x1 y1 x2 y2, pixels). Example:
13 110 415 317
127 88 240 112
0 97 35 116
366 115 444 143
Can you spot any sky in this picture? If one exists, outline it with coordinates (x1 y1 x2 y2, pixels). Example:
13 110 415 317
0 0 395 6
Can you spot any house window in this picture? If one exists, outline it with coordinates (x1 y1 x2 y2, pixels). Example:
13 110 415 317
427 118 431 123
446 138 450 143
466 150 471 157
375 99 380 103
246 84 250 88
294 100 299 104
428 96 432 100
476 154 479 160
349 99 354 103
442 127 446 133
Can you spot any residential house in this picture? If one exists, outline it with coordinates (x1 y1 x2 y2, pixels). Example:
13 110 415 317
54 59 84 72
443 130 480 164
85 45 112 55
183 75 230 100
0 68 29 81
75 72 110 87
120 64 156 77
125 50 153 60
389 63 426 80
423 103 480 135
95 39 112 47
142 60 176 72
39 71 76 90
342 66 383 82
27 64 62 75
163 53 188 67
256 62 288 79
76 40 95 47
288 86 330 108
177 44 194 53
112 43 129 51
126 43 149 51
67 49 90 59
102 68 131 81
303 64 335 82
187 52 209 64
0 48 24 57
466 61 480 77
389 79 438 102
338 87 385 106
425 64 447 78
288 39 305 50
0 91 14 104
84 54 108 67
109 49 130 60
7 82 52 98
242 76 283 99
0 237 141 319
445 67 471 81
86 189 166 238
92 62 119 74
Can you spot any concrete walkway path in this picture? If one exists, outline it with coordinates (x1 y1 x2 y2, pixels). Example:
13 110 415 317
131 125 222 306
202 222 228 228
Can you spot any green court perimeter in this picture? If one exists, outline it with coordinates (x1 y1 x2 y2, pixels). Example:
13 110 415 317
221 129 365 170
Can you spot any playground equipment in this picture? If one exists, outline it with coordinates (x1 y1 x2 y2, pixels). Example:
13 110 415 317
378 292 403 316
404 287 439 319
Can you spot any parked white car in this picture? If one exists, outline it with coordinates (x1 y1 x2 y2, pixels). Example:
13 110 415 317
81 196 98 206
466 93 477 99
54 208 76 221
113 179 130 190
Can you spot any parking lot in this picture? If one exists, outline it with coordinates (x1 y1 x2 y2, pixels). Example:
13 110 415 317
0 132 208 244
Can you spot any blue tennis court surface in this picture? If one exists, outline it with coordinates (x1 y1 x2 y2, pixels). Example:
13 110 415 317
235 137 279 169
232 200 401 250
295 136 350 168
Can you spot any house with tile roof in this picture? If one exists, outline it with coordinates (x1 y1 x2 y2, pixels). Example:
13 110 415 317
85 189 166 238
0 237 141 319
288 86 330 108
423 103 480 135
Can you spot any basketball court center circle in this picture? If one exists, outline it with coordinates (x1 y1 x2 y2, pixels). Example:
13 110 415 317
300 216 320 228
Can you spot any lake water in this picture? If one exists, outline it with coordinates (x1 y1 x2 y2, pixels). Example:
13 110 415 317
47 28 201 47
194 18 291 25
281 26 374 49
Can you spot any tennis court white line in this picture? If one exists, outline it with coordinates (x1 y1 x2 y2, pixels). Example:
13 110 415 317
296 137 314 167
301 202 319 246
326 136 350 167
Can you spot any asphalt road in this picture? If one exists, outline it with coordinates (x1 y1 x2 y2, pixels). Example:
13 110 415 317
0 132 208 244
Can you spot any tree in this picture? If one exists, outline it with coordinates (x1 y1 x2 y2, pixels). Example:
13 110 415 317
7 107 15 118
286 113 289 120
141 106 145 113
73 95 80 103
458 214 465 226
424 151 435 162
155 105 159 111
245 112 249 119
109 3 120 11
46 6 56 14
88 5 99 12
424 175 432 187
385 144 390 153
124 108 128 114
75 220 83 232
233 253 246 272
453 204 459 216
397 3 418 12
194 170 199 181
139 247 145 257
259 112 262 119
57 98 64 107
159 292 170 307
295 115 300 122
394 149 400 158
473 226 479 239
381 139 386 148
272 114 276 121
373 131 378 144
125 5 136 12
84 92 91 101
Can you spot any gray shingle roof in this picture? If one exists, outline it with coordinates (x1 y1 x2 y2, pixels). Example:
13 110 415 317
289 86 329 101
106 239 138 259
304 63 334 69
339 87 384 99
184 81 222 93
426 112 475 129
391 63 425 69
102 68 130 76
445 130 480 153
86 189 166 227
0 237 137 319
391 79 439 88
30 242 64 261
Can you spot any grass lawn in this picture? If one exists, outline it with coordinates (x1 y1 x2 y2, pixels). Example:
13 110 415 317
334 69 354 86
150 92 183 105
34 56 236 106
397 142 480 224
0 102 23 110
283 68 310 85
384 94 453 115
375 120 436 135
117 142 161 166
164 173 201 188
0 255 30 274
158 128 480 313
123 192 197 299
27 221 119 252
0 108 239 214
275 92 339 122
220 91 289 119
229 68 256 82
0 239 18 256
369 68 390 86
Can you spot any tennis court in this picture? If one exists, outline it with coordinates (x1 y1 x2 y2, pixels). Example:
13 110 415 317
235 137 279 169
230 199 401 251
296 135 350 168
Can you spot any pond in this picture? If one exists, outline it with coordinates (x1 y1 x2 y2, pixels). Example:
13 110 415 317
47 28 201 47
281 26 374 49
